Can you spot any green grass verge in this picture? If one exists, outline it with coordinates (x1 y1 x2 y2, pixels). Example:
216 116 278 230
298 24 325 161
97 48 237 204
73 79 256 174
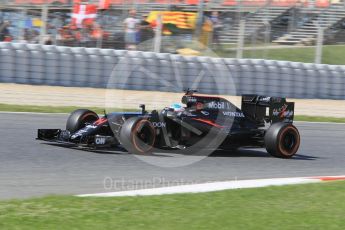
294 115 345 123
217 45 345 65
1 103 344 123
0 181 344 230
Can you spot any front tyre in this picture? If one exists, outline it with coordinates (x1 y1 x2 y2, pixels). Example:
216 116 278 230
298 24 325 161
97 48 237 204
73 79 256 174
119 117 156 155
264 123 300 158
66 109 99 133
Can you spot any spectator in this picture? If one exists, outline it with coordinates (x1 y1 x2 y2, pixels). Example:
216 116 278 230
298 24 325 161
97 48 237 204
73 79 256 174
210 11 222 49
18 28 30 43
56 26 74 46
44 34 53 45
30 30 40 44
91 24 103 40
3 35 12 42
139 14 154 44
82 24 94 47
0 21 11 41
48 15 64 38
199 14 213 49
123 9 140 50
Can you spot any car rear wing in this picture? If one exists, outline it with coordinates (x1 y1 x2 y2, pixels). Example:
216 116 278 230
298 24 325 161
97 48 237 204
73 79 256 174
241 95 295 125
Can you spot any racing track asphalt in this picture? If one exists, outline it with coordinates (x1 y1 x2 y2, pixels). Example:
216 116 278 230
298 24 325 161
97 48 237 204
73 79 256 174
0 113 344 200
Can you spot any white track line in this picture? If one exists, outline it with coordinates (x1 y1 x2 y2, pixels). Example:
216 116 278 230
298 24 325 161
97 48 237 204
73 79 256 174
77 175 345 197
294 121 345 125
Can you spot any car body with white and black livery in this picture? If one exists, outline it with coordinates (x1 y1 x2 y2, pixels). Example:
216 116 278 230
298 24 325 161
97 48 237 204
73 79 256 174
37 89 301 158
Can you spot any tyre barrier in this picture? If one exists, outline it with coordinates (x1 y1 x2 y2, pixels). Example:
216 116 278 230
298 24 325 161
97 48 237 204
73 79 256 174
1 42 345 99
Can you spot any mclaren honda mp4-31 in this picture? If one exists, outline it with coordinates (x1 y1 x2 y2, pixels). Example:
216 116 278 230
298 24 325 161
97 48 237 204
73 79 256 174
37 90 301 158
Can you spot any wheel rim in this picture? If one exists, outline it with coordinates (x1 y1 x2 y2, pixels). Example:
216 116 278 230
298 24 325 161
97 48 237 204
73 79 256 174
282 132 296 151
132 120 155 153
137 125 153 144
279 127 300 157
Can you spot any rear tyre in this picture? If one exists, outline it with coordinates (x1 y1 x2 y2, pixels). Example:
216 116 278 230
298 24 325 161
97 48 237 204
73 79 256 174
264 123 300 158
119 117 156 155
66 109 99 133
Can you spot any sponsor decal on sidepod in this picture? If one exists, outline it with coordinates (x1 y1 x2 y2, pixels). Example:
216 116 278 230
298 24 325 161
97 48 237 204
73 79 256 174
152 122 166 128
208 102 225 109
222 111 245 118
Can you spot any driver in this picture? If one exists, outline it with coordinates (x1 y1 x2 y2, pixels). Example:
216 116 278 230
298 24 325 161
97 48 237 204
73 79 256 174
169 103 185 113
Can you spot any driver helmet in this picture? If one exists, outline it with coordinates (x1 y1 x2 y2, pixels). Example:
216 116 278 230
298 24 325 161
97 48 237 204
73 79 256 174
170 103 184 112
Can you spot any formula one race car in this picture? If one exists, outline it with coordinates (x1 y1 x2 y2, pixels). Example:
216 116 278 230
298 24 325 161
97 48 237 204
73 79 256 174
37 90 301 158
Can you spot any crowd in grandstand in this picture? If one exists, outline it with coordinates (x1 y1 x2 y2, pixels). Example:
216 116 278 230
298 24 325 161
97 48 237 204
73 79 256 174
0 6 223 52
0 11 152 48
56 23 107 46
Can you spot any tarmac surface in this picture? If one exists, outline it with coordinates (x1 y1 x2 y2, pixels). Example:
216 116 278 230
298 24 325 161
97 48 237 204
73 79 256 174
0 112 344 200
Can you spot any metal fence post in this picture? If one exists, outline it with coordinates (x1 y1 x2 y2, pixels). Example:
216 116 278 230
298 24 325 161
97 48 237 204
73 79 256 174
21 8 28 40
236 19 245 59
153 14 162 53
263 20 271 59
195 0 205 38
40 5 48 45
315 23 324 64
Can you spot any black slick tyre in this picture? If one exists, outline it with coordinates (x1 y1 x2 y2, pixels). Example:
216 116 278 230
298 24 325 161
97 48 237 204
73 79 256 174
119 117 156 155
264 123 300 158
66 109 99 133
